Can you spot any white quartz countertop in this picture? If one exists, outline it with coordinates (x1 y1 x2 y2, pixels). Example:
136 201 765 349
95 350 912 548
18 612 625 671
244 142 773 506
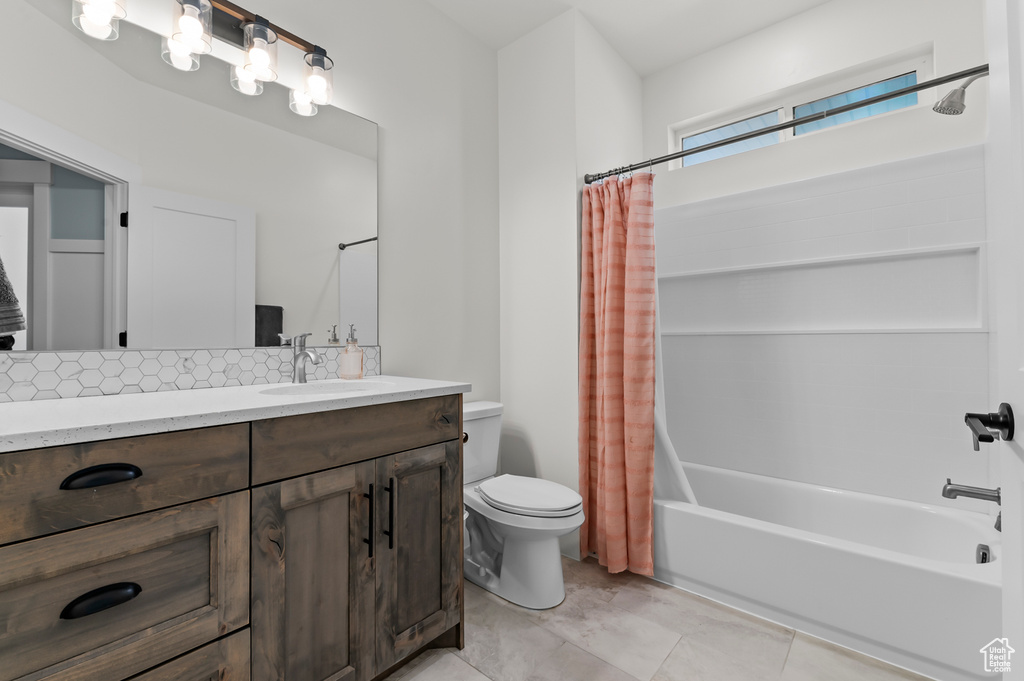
0 375 471 453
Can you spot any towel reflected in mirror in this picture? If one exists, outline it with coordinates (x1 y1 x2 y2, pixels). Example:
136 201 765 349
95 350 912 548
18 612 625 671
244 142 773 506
0 252 25 351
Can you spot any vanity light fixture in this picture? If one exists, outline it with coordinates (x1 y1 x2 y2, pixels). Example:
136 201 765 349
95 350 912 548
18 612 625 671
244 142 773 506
302 46 334 106
243 16 278 83
73 0 336 117
71 0 127 41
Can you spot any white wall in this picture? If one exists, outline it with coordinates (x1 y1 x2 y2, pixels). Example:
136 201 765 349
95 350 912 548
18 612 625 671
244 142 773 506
498 10 578 503
243 0 501 400
658 146 991 507
643 0 987 207
499 11 642 557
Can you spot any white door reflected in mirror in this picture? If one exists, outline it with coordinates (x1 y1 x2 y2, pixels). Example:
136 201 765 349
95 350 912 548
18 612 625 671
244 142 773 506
127 186 255 349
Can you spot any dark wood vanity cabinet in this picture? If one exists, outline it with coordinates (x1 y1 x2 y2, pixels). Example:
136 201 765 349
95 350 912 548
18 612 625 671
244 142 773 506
249 396 464 681
0 393 464 681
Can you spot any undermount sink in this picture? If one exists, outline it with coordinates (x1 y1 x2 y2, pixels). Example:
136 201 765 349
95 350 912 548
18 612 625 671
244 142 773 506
259 380 395 397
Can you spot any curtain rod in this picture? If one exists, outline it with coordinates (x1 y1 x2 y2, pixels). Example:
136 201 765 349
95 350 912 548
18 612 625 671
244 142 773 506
338 237 378 250
584 63 990 185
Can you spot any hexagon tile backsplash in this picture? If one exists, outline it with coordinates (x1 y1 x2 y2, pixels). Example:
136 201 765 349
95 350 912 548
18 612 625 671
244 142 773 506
0 346 381 402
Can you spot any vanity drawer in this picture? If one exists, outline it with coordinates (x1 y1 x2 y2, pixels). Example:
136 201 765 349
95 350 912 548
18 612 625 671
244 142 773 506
0 423 249 546
0 491 249 681
128 629 250 681
251 395 460 485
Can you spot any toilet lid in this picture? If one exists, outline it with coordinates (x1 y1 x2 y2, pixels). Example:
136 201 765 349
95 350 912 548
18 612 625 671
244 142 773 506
476 474 583 518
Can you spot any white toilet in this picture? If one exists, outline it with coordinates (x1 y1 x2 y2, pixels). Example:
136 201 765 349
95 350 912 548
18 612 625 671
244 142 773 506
462 401 584 609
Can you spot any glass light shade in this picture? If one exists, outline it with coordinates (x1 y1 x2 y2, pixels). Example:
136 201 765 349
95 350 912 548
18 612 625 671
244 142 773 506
289 89 318 117
171 0 212 55
303 48 334 106
243 19 278 83
72 0 127 41
230 64 264 96
161 36 199 71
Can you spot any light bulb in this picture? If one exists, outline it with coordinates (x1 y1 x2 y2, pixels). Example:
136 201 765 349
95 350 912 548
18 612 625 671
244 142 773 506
82 0 116 26
169 51 194 71
249 40 270 69
302 49 333 106
167 37 191 56
290 89 317 116
161 35 198 71
178 6 202 39
243 20 277 82
233 65 260 96
79 14 114 39
166 38 193 70
308 71 327 95
170 0 211 55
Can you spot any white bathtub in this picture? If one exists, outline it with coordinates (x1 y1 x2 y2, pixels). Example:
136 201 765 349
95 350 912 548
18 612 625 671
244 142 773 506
653 462 1002 681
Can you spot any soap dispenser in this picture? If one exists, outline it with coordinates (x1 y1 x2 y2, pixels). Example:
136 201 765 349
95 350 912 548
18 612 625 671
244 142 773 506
327 325 340 345
338 324 363 379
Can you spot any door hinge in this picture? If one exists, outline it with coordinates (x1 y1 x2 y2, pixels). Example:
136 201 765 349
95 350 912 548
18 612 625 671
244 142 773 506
120 212 128 228
118 331 127 347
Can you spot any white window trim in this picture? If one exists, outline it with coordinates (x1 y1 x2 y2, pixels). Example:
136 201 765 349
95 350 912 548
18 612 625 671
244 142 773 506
668 45 935 170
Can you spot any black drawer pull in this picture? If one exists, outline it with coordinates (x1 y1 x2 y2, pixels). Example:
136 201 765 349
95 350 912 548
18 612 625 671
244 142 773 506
60 582 142 620
60 463 143 490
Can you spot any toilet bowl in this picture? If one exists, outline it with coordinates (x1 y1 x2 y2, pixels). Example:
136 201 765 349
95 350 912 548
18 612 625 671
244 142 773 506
462 402 584 609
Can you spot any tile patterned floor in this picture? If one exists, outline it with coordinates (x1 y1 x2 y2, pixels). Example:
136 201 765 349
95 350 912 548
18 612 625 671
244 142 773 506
384 556 931 681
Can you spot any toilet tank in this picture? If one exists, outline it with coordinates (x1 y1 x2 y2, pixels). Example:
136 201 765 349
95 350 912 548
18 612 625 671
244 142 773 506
463 401 503 485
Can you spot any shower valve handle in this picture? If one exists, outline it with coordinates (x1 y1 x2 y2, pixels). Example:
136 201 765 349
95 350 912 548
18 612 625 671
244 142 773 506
964 403 1014 451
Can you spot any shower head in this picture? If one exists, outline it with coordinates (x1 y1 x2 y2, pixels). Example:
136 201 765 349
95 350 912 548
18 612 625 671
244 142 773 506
933 74 986 115
933 87 967 115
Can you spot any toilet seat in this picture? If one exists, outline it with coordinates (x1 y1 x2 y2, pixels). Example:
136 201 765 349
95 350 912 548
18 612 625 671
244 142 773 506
476 474 583 518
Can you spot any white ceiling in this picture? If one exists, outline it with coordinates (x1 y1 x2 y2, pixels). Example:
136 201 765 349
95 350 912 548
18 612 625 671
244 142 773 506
421 0 835 77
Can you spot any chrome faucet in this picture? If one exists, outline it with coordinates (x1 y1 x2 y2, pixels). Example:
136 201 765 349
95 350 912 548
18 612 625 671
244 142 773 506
279 332 322 384
943 478 1001 531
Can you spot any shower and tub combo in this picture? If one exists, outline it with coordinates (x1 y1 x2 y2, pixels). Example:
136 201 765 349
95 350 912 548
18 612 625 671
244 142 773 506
581 65 1001 681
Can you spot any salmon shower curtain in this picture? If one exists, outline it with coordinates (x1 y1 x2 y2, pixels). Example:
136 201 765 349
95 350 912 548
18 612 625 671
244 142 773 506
578 172 657 576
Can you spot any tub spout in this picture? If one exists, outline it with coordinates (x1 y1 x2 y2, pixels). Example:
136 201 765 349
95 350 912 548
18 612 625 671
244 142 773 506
942 478 1001 505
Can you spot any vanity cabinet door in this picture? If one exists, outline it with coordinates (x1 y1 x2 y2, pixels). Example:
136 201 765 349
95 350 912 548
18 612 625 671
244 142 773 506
251 462 376 681
374 441 462 672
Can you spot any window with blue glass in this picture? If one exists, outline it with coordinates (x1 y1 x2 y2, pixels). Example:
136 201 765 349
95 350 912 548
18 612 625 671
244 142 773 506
793 72 917 135
681 111 780 167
